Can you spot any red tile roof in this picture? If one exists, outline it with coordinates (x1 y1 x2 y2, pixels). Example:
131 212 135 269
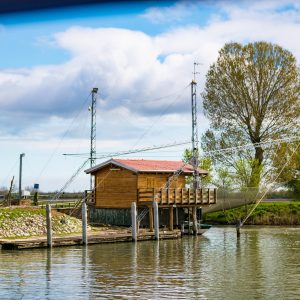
115 159 191 172
85 158 208 174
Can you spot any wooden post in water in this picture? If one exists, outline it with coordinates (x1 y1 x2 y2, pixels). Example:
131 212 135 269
131 202 137 242
153 201 159 240
46 204 52 248
149 206 154 232
82 202 88 245
192 206 198 235
188 207 191 235
236 219 241 238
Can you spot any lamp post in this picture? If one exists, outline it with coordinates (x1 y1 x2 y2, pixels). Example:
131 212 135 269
19 153 25 199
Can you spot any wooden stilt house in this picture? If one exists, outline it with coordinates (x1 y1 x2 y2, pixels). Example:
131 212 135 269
85 158 217 228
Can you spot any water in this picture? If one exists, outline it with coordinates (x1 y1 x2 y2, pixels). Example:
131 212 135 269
0 226 299 300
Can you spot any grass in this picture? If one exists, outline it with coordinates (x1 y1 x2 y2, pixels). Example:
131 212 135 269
204 202 300 225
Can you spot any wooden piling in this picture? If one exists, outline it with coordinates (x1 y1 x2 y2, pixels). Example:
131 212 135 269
46 204 52 248
236 219 241 238
82 202 88 245
153 201 159 240
149 206 154 232
131 202 137 242
169 207 174 231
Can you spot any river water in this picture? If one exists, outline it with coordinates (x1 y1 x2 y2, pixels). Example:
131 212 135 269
0 226 299 300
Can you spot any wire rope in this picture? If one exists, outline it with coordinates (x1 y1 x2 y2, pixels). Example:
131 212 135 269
34 91 92 182
241 141 300 226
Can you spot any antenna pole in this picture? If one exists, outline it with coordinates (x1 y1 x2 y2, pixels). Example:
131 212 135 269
90 87 98 189
191 62 199 189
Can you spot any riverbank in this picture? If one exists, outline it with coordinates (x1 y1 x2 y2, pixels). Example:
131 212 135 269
204 202 300 225
0 207 181 249
0 207 83 239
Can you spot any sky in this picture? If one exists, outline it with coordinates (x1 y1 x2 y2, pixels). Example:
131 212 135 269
1 0 300 192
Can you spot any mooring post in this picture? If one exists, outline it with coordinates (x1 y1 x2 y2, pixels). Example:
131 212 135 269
153 201 159 240
46 204 52 248
82 202 88 245
192 206 198 235
188 207 191 235
236 219 241 238
131 202 137 242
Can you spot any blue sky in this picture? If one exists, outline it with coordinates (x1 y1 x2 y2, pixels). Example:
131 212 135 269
1 0 300 192
0 1 217 68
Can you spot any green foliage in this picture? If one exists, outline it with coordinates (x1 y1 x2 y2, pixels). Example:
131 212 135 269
214 167 234 190
182 148 193 164
182 148 213 186
204 202 300 225
234 159 262 188
272 142 300 198
202 41 300 188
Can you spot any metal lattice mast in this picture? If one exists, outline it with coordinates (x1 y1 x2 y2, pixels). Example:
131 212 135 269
90 87 98 189
191 62 199 189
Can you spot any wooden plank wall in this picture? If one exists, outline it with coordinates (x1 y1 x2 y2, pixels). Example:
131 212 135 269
137 173 186 189
94 165 137 208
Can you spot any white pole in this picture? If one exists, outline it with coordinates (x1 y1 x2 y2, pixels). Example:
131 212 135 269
131 202 137 242
153 201 159 240
46 204 52 248
82 202 88 245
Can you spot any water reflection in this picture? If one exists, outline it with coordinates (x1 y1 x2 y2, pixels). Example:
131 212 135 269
45 249 52 299
0 226 299 299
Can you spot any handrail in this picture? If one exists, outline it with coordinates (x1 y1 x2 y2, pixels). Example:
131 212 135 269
137 188 217 205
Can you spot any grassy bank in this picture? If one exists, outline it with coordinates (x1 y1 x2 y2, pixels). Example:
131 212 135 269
204 202 300 225
0 207 83 239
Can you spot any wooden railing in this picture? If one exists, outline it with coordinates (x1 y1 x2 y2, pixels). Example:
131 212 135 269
137 188 217 205
84 190 95 204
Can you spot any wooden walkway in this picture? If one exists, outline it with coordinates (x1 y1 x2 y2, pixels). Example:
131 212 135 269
0 229 182 250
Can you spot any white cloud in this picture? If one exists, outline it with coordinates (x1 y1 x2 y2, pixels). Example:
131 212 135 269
141 1 197 24
1 1 300 138
1 0 300 190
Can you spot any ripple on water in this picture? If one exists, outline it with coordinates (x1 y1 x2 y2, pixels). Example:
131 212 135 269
0 226 299 299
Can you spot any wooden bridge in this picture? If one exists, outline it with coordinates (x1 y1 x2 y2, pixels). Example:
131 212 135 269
137 188 217 206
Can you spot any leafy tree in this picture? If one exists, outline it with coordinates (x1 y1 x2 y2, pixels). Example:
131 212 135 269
215 167 234 190
182 148 213 187
272 142 300 198
202 41 300 187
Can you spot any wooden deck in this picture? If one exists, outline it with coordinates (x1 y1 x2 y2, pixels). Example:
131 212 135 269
137 188 217 206
0 230 182 250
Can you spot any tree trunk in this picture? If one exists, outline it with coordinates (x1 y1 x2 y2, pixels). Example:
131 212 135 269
249 146 263 187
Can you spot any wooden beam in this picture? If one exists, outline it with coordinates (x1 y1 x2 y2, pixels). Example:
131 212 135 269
214 188 217 203
46 204 52 248
200 188 203 204
149 205 154 232
207 188 210 204
153 201 159 240
169 207 174 231
174 189 177 204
